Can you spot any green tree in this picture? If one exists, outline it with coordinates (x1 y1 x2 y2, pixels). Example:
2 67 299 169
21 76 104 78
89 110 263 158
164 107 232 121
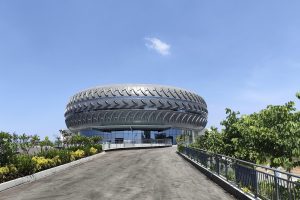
191 92 300 171
258 102 300 171
220 109 242 156
40 136 53 152
54 135 62 148
89 136 102 145
70 135 88 147
59 130 72 148
30 134 40 146
18 133 31 154
0 132 16 166
194 127 224 154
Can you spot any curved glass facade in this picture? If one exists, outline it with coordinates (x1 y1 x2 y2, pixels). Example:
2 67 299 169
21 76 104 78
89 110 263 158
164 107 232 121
80 128 198 145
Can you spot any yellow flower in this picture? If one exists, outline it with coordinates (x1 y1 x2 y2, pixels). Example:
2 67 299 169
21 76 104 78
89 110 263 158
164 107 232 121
52 156 61 165
0 165 17 183
0 166 10 176
89 147 97 155
32 156 55 171
71 149 85 159
241 187 251 193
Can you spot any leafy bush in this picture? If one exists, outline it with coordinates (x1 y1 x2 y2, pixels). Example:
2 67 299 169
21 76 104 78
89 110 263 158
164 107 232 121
241 186 251 193
12 154 36 176
0 165 18 183
93 144 102 152
32 156 56 171
57 149 73 164
71 149 85 159
226 170 235 181
37 149 59 158
89 147 97 155
67 144 102 156
66 146 80 152
0 166 9 181
0 132 103 184
259 180 300 200
177 144 184 152
82 146 92 156
0 132 17 166
52 156 61 166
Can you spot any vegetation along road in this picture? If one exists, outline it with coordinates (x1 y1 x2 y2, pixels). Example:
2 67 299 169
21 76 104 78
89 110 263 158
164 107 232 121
0 146 235 200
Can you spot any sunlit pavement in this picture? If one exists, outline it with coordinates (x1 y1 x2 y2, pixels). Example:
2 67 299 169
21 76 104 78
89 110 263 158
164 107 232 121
0 146 235 200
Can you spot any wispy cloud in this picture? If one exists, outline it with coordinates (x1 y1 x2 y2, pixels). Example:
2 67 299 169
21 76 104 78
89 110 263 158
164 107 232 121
145 37 170 56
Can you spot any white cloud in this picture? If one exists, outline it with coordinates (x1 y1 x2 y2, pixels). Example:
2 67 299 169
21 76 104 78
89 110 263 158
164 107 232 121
145 37 170 56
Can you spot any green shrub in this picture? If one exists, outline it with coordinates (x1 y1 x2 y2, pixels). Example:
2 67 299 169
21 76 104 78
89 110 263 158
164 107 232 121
89 147 97 155
177 144 184 152
57 149 73 164
82 146 92 156
93 144 102 152
12 154 36 176
71 149 85 159
226 170 235 181
37 149 60 159
0 132 17 166
0 166 10 182
52 156 61 166
66 146 80 152
0 132 103 184
258 180 300 200
32 156 56 171
241 186 251 193
67 144 102 156
0 165 18 183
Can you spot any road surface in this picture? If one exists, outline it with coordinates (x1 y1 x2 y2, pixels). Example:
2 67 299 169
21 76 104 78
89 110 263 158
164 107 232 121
0 146 235 200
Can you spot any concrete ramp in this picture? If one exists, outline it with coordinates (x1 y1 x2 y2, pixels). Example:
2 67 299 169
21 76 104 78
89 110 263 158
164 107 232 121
0 146 235 200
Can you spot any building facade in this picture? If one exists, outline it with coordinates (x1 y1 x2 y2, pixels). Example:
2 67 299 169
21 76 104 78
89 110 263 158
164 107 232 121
64 84 208 144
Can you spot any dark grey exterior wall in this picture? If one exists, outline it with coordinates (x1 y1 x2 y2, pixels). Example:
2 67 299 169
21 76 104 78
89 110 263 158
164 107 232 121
65 84 208 132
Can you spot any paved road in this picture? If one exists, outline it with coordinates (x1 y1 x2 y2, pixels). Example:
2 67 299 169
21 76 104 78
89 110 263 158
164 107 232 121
0 147 235 200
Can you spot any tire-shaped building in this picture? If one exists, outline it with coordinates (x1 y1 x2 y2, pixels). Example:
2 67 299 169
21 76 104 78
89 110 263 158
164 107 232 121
65 84 208 144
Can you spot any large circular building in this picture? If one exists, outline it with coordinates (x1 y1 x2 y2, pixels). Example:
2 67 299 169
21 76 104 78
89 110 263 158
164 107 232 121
64 84 208 144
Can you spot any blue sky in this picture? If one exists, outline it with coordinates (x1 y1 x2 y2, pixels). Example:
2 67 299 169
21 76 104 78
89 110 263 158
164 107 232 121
0 1 299 139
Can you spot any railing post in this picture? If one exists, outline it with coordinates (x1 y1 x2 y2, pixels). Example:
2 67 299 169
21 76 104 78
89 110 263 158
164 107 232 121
193 149 195 160
205 153 208 168
254 169 258 198
210 154 213 170
216 156 220 175
287 174 292 200
234 160 238 186
225 159 228 181
274 172 280 200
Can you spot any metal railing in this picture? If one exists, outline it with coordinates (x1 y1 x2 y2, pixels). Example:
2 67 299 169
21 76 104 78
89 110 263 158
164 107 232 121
181 146 300 200
103 139 172 150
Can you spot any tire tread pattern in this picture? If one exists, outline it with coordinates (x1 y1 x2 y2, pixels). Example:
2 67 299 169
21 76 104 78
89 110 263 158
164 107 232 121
65 85 208 131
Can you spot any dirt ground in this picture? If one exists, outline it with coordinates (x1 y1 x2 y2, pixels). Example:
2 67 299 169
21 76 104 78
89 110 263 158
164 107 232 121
291 166 300 175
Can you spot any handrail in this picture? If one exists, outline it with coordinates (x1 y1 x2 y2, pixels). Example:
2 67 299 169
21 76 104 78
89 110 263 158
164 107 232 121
180 146 300 200
189 147 300 179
